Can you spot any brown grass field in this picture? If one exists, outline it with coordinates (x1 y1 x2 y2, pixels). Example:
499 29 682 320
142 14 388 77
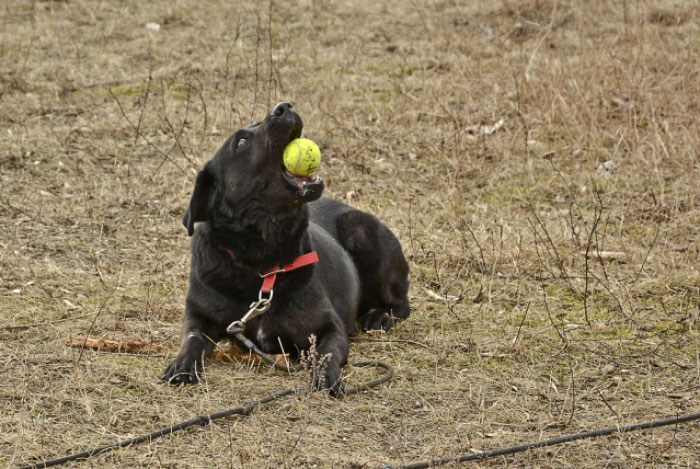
2 0 700 467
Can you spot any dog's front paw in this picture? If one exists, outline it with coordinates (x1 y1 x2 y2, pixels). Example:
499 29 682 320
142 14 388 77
310 367 345 396
162 354 203 385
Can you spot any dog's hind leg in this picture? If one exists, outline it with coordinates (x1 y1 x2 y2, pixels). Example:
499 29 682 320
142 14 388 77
334 210 411 332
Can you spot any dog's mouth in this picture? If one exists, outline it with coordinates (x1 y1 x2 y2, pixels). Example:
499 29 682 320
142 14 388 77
282 167 324 202
279 141 324 202
277 124 319 190
266 102 325 202
283 168 318 186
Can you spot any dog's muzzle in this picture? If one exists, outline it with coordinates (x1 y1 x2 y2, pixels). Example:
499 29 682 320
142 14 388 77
295 178 324 202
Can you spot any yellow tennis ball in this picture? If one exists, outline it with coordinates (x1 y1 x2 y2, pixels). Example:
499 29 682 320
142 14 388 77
283 138 321 176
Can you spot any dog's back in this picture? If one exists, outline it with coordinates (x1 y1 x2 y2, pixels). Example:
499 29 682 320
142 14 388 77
310 198 410 331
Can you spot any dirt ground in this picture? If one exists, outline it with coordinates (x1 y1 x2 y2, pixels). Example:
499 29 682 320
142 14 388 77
2 0 700 467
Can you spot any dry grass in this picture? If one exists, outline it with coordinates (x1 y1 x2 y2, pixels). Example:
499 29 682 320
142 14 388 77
2 0 700 467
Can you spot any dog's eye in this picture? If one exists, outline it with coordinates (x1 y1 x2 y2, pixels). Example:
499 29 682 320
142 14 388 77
236 138 247 149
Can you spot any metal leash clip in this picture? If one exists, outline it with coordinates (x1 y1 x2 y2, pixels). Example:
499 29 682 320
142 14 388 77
226 289 274 333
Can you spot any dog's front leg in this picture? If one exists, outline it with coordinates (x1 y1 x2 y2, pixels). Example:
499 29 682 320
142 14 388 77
162 313 221 385
310 323 349 395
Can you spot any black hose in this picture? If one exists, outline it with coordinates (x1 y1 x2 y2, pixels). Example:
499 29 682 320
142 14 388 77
385 411 700 469
17 390 290 469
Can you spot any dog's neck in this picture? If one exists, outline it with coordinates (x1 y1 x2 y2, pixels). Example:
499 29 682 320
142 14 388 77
207 203 311 272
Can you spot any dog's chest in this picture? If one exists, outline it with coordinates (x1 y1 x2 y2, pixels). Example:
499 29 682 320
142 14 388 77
249 315 303 355
255 326 269 347
249 320 284 354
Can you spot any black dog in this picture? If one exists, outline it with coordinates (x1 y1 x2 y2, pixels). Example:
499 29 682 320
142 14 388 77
162 102 410 392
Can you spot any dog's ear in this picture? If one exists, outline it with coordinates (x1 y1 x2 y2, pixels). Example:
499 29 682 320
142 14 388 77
183 167 215 236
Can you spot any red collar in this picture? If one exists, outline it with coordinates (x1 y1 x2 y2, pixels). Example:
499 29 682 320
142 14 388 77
224 249 319 293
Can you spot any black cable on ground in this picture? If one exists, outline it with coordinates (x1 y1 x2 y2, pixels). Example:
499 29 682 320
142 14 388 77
17 387 293 469
17 345 394 469
384 411 700 469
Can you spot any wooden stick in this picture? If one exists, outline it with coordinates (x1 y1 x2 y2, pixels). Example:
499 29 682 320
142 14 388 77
65 336 289 366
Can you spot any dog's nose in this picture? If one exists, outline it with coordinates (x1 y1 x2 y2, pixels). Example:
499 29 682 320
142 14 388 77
271 102 293 116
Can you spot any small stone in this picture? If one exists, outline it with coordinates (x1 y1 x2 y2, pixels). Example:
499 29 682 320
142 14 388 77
597 160 617 175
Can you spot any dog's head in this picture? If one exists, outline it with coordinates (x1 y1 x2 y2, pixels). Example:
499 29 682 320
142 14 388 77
183 103 325 236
